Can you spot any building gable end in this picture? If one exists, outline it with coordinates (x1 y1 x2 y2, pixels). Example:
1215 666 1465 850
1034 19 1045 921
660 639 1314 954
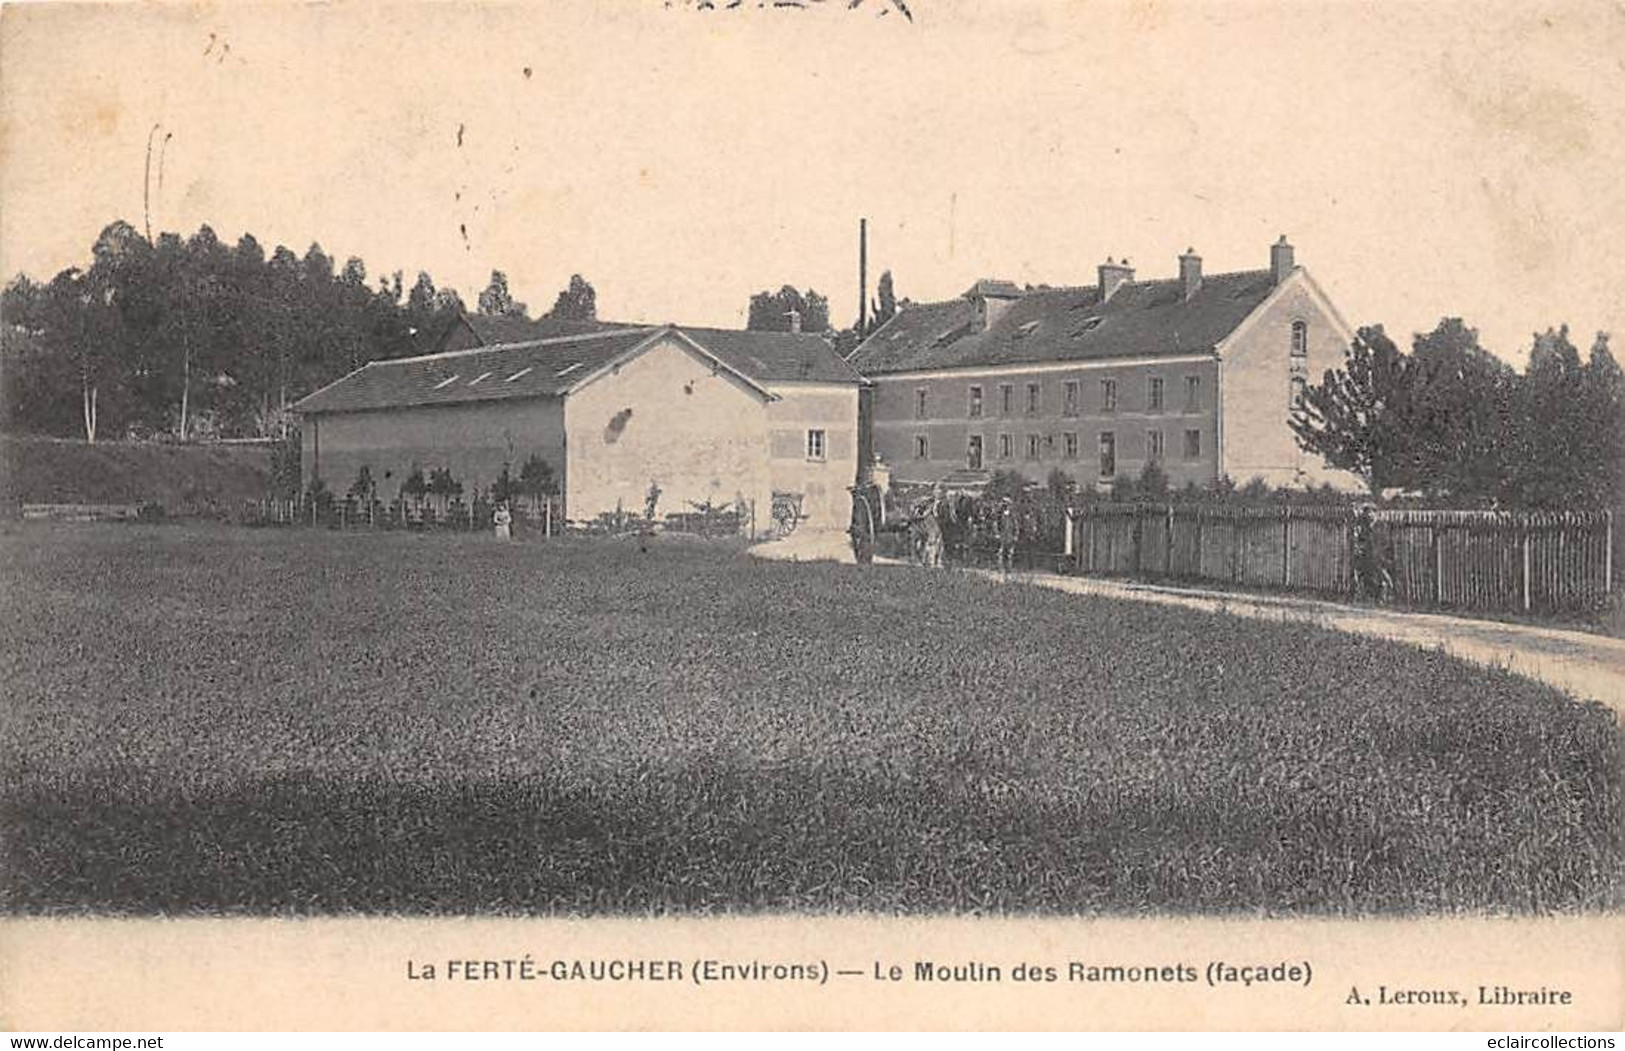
1214 268 1350 359
561 328 777 403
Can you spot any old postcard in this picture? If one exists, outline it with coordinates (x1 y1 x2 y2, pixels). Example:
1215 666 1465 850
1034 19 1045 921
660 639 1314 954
1 0 1621 1033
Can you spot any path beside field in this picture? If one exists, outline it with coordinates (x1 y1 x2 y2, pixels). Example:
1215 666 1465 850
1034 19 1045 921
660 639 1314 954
986 570 1625 713
747 536 1625 711
750 528 859 564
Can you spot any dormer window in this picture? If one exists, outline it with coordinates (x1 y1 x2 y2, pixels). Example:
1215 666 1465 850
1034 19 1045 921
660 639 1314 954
965 279 1022 332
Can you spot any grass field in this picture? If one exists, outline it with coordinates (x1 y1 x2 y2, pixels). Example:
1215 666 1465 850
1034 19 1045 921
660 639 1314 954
1 523 1620 916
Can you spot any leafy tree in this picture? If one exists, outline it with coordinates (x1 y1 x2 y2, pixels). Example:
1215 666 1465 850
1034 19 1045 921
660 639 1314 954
546 274 596 321
427 466 462 517
1511 325 1594 508
401 465 428 516
477 270 527 317
1045 467 1077 504
1578 333 1625 508
348 465 376 504
747 285 829 333
1 217 491 442
405 271 439 328
1290 325 1414 497
490 462 521 506
1 275 78 436
869 270 898 333
1399 318 1517 500
1137 461 1170 499
516 453 557 521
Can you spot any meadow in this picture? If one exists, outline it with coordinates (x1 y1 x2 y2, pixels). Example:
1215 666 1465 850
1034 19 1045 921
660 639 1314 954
0 523 1619 915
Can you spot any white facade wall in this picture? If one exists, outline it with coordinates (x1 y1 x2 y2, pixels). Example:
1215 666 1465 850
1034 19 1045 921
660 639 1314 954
1218 272 1362 489
765 382 861 532
564 335 774 528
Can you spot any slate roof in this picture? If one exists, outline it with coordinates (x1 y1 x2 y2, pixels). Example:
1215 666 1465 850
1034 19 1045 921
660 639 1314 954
963 278 1023 298
675 326 861 384
461 313 640 348
294 324 860 416
295 329 661 415
849 269 1279 375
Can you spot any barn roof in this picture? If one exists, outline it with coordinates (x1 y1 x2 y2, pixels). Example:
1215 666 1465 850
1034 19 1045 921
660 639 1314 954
294 324 860 416
848 269 1279 375
294 329 661 415
462 313 642 347
675 327 861 384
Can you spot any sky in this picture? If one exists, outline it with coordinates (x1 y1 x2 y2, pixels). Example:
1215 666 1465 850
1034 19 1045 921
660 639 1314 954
3 0 1624 365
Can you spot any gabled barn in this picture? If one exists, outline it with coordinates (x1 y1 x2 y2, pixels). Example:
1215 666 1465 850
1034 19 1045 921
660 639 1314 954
293 324 863 533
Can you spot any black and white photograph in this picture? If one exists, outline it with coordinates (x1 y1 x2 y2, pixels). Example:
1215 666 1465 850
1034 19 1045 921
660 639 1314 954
1 0 1621 1034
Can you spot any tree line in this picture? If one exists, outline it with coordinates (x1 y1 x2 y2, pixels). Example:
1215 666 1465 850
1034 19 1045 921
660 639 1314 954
1 220 598 442
0 215 900 443
6 219 1618 511
1292 318 1624 509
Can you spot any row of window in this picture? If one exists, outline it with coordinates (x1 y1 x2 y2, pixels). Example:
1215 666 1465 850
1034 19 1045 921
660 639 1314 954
915 375 1202 420
913 428 1202 476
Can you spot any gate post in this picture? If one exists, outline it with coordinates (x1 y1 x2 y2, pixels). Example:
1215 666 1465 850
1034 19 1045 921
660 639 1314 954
1281 507 1292 588
1166 504 1175 577
1522 526 1532 613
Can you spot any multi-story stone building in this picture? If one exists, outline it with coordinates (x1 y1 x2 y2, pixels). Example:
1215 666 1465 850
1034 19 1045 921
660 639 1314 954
849 238 1357 491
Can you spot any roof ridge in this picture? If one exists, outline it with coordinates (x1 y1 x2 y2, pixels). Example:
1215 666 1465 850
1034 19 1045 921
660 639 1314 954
900 267 1276 311
376 326 665 366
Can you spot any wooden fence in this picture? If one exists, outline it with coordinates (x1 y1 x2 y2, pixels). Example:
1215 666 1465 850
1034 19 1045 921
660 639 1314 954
245 494 758 539
246 495 562 534
1068 504 1615 613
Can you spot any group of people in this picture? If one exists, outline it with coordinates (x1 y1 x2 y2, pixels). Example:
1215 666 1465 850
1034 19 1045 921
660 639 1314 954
901 489 1024 573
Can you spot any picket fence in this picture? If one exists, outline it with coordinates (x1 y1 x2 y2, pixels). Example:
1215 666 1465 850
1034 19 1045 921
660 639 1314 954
246 494 757 538
1067 504 1615 613
247 496 562 534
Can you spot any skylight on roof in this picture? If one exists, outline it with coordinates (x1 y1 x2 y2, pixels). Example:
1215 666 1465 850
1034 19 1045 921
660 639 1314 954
1013 321 1040 340
467 371 494 385
431 375 460 389
1072 317 1104 337
506 367 533 382
556 362 584 377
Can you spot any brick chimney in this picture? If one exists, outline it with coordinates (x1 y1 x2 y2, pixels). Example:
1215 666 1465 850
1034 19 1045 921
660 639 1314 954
1098 257 1134 302
1270 235 1295 285
1179 248 1202 301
